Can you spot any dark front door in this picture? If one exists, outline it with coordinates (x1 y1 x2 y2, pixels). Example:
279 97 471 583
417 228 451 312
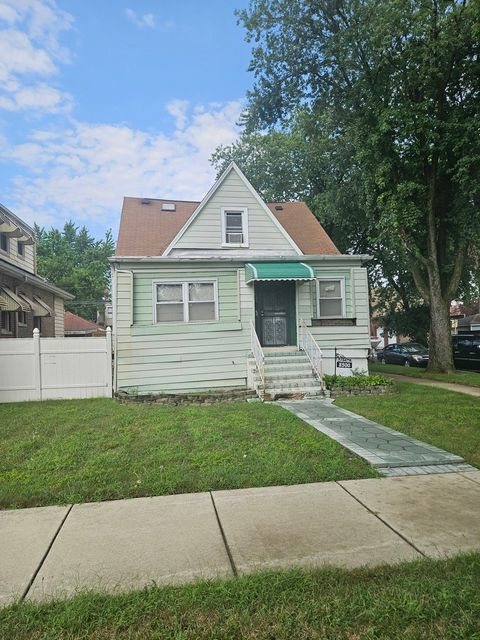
255 281 296 347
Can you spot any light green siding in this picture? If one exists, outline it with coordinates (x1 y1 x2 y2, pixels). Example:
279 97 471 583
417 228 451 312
115 263 251 393
114 259 370 394
302 265 370 349
171 168 297 255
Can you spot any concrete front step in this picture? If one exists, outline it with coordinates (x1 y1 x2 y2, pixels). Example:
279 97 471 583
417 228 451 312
264 357 310 366
265 384 322 394
255 373 317 383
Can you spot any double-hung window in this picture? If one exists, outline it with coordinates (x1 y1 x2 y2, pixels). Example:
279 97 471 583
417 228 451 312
317 279 345 318
222 208 248 246
154 281 217 323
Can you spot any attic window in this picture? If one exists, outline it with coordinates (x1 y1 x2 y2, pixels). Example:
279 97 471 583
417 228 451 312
222 207 249 247
161 203 176 211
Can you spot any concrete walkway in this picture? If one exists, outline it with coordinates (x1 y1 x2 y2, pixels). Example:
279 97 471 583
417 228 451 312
280 399 477 477
1 472 480 606
384 373 480 397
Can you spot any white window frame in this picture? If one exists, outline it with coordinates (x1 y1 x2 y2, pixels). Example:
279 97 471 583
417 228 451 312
316 277 346 319
221 207 249 248
152 279 219 324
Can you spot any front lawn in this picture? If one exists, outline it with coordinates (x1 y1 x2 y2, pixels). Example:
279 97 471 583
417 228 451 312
370 361 480 388
0 399 376 509
337 382 480 468
1 554 479 639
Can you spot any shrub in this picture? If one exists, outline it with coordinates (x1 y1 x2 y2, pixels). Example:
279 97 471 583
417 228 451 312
324 374 394 389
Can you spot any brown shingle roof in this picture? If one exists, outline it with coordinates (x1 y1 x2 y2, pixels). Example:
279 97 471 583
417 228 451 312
115 197 340 257
267 202 339 255
64 311 105 334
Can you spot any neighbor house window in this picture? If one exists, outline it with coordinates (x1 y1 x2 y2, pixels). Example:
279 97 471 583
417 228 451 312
17 242 24 257
154 281 217 323
17 310 27 325
317 279 345 318
222 208 248 246
0 310 13 334
0 233 8 253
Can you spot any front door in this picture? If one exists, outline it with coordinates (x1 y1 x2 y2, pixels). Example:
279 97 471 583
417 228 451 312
255 281 296 347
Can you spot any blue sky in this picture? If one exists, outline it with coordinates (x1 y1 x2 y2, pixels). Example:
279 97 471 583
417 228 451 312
0 0 251 238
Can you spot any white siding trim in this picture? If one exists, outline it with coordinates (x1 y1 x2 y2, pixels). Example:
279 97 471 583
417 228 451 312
163 162 302 255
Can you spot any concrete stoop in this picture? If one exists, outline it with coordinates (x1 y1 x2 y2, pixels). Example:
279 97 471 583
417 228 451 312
248 350 328 401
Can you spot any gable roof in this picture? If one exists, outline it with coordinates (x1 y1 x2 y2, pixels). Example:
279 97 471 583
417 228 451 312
115 164 340 258
163 162 302 255
116 197 340 257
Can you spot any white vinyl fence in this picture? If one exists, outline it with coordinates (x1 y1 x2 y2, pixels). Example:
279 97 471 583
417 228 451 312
0 328 112 403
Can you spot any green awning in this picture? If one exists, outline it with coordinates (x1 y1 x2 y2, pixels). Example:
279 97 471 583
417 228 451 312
245 262 315 284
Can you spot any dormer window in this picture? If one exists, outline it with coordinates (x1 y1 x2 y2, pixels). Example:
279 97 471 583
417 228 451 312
222 207 248 247
0 232 8 253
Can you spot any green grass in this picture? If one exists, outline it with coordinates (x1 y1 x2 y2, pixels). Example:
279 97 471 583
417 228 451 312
370 361 480 387
0 399 377 509
336 381 480 468
2 554 479 639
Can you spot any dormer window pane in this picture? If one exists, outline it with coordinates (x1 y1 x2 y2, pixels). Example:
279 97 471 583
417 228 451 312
0 233 8 253
225 211 244 244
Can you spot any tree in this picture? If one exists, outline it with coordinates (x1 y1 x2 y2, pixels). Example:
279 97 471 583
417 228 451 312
35 222 114 321
235 0 480 372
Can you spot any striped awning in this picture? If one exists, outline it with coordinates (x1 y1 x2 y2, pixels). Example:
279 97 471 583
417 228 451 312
18 292 52 317
0 287 31 312
33 296 53 317
245 262 315 284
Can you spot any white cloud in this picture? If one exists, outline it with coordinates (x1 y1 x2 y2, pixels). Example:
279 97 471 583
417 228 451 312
2 100 243 231
0 0 73 112
125 8 155 29
166 99 189 130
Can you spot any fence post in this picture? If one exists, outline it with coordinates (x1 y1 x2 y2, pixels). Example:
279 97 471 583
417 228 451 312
33 328 42 401
105 327 113 397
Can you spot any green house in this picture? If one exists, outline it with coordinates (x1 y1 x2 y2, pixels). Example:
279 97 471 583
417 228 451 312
110 163 371 397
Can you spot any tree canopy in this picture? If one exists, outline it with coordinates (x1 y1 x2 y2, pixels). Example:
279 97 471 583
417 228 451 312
35 222 114 321
216 0 480 370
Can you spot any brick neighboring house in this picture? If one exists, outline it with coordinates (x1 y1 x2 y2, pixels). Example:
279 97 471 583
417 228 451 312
64 311 106 337
0 203 73 338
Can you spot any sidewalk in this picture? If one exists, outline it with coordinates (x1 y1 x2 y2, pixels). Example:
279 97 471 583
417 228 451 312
384 373 480 397
2 472 480 607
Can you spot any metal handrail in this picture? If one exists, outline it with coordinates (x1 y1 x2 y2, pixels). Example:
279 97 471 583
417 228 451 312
298 319 325 390
250 320 266 392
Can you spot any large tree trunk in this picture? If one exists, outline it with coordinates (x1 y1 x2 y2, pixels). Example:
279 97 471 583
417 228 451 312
427 291 455 373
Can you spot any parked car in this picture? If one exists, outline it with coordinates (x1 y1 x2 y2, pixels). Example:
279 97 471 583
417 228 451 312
452 334 480 371
374 348 384 362
380 343 429 367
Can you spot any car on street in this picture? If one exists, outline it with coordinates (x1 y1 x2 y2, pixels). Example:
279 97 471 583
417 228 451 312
380 343 429 367
452 334 480 371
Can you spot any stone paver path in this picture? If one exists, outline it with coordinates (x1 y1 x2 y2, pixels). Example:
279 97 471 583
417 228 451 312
385 373 480 397
279 399 476 476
